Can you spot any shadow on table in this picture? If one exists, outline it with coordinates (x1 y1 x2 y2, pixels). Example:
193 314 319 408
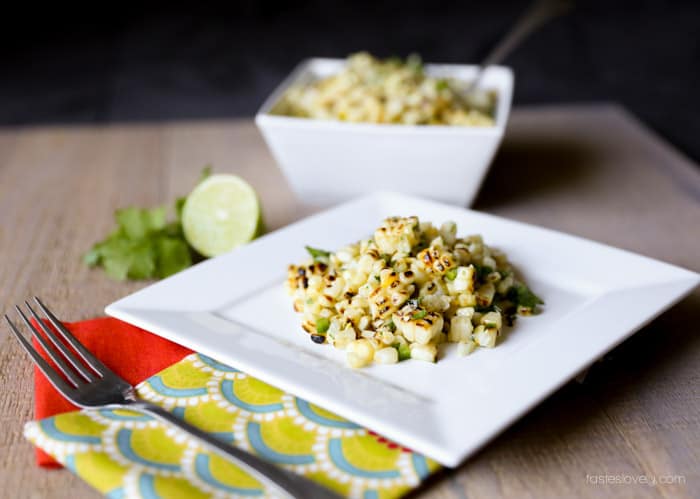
474 135 602 209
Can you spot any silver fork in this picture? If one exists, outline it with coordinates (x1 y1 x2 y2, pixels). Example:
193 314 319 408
5 297 341 499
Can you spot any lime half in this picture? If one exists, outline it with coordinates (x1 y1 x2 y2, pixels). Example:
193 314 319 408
182 174 262 257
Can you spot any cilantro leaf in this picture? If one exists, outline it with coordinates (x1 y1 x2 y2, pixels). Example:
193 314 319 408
124 240 157 279
474 264 494 281
175 196 187 221
507 284 544 309
114 206 167 240
83 247 101 267
305 246 330 261
156 237 192 277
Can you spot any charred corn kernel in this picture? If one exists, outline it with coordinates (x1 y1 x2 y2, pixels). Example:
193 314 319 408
416 245 455 276
456 293 477 307
420 293 451 313
453 242 471 264
475 282 495 307
380 330 395 345
486 271 501 282
346 339 375 368
347 338 374 356
482 256 497 269
481 311 502 330
374 347 399 364
374 216 419 254
358 316 370 331
393 334 408 346
457 340 477 356
439 221 457 246
455 307 475 318
410 343 437 362
332 326 357 349
394 311 443 344
379 268 399 288
323 275 345 298
445 266 475 294
474 325 497 348
449 315 473 342
517 305 534 316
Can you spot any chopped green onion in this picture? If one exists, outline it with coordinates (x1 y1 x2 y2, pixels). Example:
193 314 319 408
412 310 427 320
315 317 330 333
386 319 397 332
445 269 458 281
393 343 411 361
305 246 330 261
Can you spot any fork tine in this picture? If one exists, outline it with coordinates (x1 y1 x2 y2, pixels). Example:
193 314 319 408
25 302 97 382
15 306 84 387
33 297 112 377
5 315 76 399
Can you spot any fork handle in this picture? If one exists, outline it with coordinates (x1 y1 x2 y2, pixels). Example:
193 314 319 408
120 400 341 499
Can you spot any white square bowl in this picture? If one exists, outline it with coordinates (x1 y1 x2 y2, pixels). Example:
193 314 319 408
255 58 514 208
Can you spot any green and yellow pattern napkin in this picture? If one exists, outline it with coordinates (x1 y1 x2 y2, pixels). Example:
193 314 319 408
25 353 439 498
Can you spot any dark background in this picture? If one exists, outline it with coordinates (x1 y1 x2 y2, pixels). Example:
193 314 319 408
2 0 698 161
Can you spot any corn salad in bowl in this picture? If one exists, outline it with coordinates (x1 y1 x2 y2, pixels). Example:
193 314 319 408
271 52 496 126
286 217 543 368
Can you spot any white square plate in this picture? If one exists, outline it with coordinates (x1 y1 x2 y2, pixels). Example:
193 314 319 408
106 192 699 467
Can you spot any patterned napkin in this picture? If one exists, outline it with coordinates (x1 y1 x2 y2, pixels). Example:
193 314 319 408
25 351 440 498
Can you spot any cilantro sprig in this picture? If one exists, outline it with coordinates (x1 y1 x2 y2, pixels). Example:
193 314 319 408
84 168 211 280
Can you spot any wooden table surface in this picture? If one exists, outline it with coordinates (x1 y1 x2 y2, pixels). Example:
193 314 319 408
1 104 698 498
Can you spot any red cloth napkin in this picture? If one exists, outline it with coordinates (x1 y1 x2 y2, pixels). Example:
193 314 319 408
33 317 192 468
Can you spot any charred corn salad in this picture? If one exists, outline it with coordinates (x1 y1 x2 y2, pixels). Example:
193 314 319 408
286 217 543 368
272 52 496 126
